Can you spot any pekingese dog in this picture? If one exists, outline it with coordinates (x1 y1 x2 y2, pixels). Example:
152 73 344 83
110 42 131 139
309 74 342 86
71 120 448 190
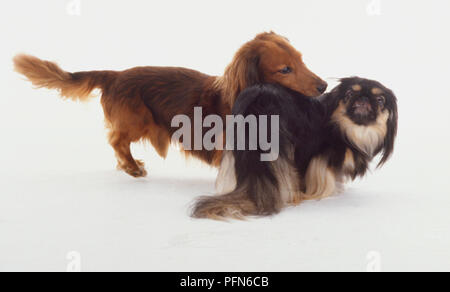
191 77 398 220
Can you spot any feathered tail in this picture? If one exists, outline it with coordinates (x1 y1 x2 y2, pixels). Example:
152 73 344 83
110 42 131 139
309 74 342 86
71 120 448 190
13 54 118 101
191 152 286 221
191 189 259 221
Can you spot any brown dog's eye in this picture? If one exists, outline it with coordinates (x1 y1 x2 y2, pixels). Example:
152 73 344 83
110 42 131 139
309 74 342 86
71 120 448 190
279 66 292 74
377 96 385 106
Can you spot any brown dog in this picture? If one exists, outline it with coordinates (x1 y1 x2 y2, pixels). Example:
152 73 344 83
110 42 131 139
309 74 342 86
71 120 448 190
13 32 327 177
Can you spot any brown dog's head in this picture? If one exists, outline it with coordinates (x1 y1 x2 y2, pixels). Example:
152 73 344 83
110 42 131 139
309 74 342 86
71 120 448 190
218 32 327 106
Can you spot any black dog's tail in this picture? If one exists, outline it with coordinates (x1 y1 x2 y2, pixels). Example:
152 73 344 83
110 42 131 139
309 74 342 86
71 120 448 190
191 166 302 221
191 84 303 220
191 190 262 221
191 149 289 220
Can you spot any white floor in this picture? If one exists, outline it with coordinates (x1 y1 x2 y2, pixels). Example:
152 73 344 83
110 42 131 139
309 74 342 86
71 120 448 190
0 110 449 271
1 0 450 272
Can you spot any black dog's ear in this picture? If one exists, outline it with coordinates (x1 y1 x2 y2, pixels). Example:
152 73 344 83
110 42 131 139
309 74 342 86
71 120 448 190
320 82 343 116
377 90 398 167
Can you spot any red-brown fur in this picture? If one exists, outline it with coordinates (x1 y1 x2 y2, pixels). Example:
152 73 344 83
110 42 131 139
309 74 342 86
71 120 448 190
13 32 326 177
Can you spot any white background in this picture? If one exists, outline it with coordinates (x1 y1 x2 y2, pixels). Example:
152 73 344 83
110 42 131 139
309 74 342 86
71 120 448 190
0 0 449 272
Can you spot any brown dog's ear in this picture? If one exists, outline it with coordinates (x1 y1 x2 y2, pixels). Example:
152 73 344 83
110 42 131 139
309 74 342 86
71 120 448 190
377 90 398 167
243 55 261 88
219 46 261 107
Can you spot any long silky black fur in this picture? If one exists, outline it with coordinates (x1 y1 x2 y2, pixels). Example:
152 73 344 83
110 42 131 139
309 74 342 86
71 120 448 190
191 78 398 220
192 84 327 219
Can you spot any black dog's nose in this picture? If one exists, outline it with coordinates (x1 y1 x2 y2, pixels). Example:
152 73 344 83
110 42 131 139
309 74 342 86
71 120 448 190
317 82 328 94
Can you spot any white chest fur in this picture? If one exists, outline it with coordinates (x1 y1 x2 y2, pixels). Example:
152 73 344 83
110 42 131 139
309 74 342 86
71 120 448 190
332 102 389 157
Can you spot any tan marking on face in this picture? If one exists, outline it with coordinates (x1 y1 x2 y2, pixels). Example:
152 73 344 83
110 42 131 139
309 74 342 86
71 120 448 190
331 101 389 157
352 84 362 91
372 88 383 95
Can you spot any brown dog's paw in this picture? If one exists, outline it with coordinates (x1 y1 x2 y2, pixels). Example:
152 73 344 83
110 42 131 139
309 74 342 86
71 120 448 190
118 161 148 178
127 167 147 178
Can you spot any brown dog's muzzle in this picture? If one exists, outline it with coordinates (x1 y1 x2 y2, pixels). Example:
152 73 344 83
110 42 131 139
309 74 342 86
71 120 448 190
317 80 328 94
294 63 328 97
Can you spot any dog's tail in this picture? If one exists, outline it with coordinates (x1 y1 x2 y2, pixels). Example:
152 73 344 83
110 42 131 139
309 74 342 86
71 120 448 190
191 189 259 221
191 181 284 221
13 54 118 101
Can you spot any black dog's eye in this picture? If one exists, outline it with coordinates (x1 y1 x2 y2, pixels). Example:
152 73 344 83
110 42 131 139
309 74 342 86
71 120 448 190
377 96 385 105
279 66 292 74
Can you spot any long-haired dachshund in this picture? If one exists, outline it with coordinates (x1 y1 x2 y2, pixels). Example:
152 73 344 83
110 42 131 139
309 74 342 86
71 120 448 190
13 32 327 177
192 77 398 220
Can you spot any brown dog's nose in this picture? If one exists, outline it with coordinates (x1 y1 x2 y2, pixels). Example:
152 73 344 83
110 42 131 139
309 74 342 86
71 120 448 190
317 82 328 94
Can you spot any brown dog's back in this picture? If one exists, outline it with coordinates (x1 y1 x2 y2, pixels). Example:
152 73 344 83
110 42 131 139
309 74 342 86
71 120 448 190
13 54 224 172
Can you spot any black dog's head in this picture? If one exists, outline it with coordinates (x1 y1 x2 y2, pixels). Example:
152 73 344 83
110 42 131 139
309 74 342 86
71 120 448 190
325 77 398 166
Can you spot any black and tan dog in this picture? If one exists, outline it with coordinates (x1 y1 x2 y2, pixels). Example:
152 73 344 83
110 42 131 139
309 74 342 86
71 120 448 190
192 77 398 220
